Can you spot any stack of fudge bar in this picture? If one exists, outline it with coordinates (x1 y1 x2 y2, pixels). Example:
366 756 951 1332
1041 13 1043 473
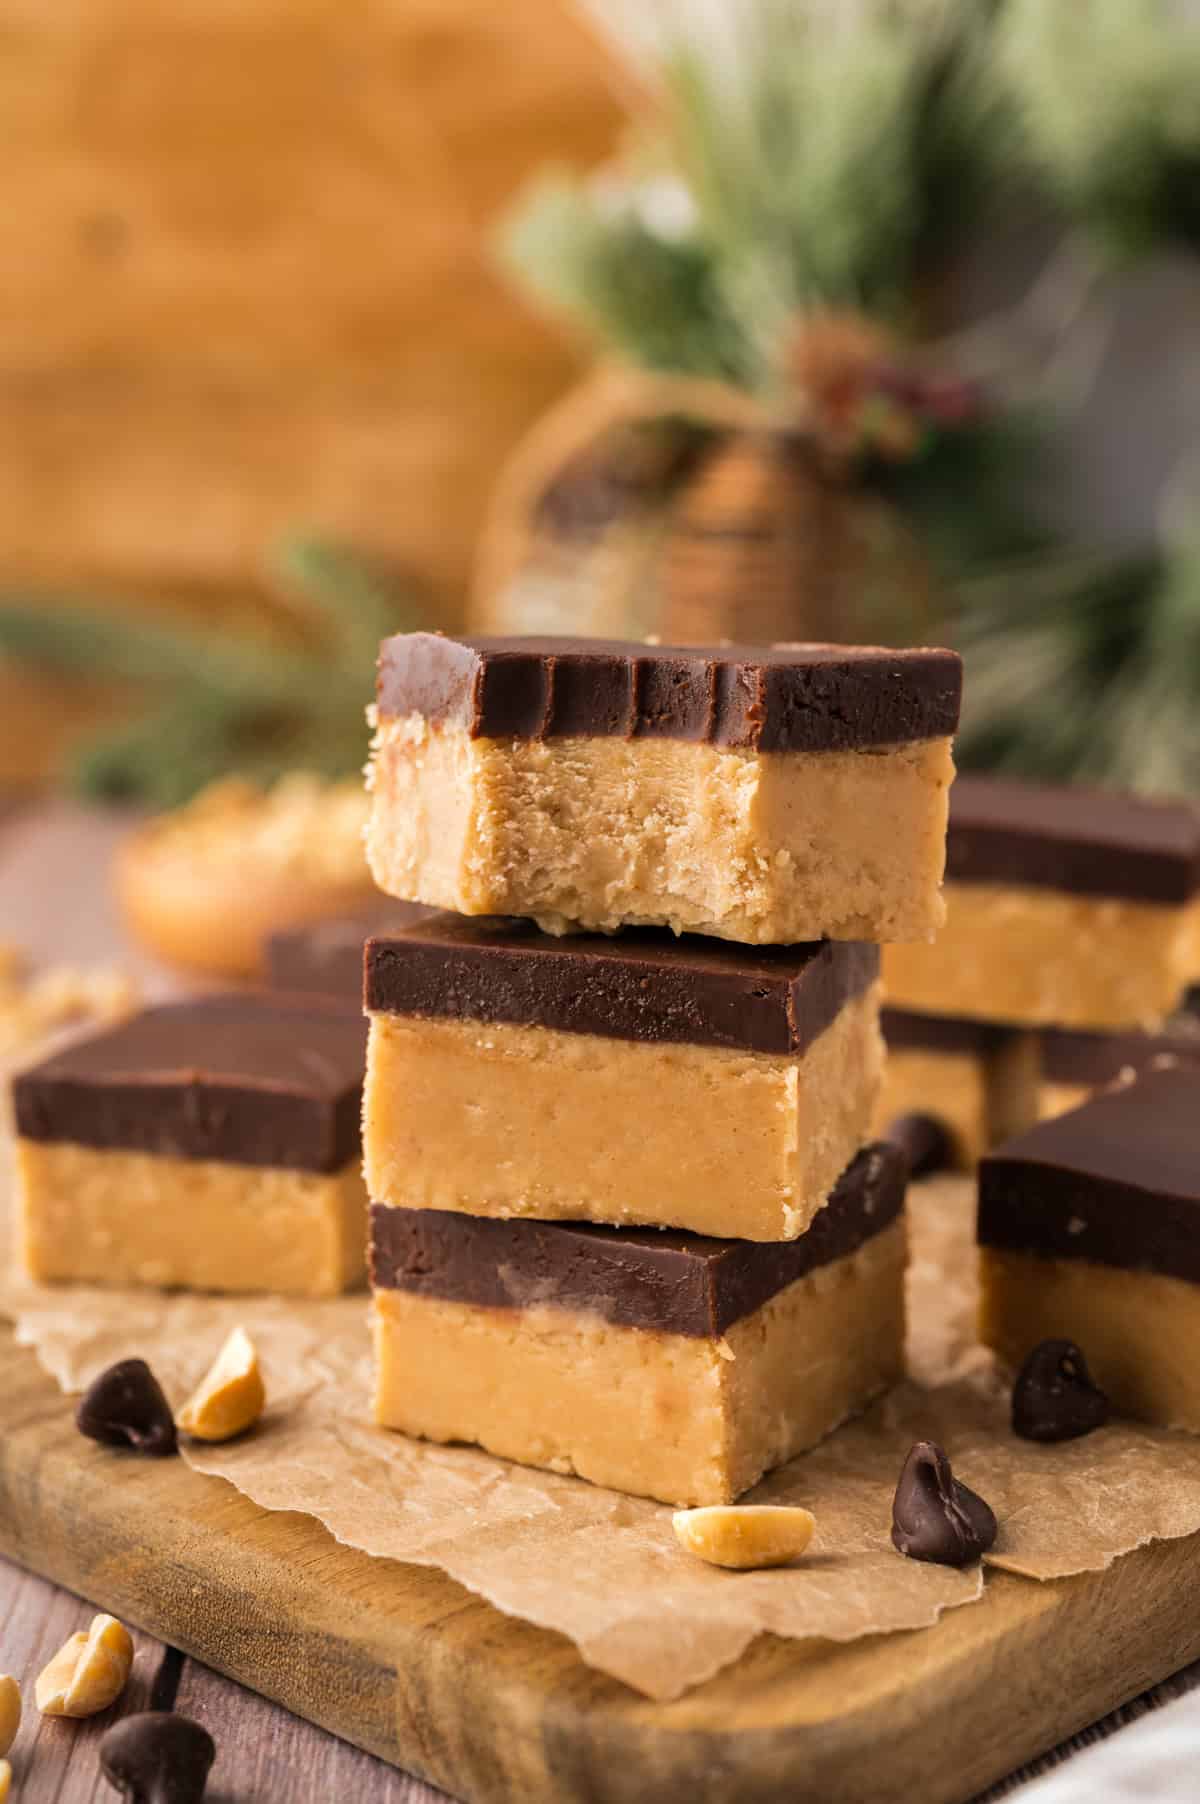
876 777 1200 1162
357 633 962 1506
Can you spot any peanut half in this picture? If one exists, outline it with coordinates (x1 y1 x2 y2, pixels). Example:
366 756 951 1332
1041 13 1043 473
36 1614 134 1717
0 1677 18 1756
0 1756 10 1800
672 1504 817 1570
177 1325 265 1443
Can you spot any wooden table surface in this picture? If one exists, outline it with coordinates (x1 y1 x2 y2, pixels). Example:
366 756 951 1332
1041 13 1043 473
1 797 1199 1803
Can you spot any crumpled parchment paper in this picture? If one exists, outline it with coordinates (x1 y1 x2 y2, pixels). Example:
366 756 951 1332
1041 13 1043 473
5 1169 1200 1699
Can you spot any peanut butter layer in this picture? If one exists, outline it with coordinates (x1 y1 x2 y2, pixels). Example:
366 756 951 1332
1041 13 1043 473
15 1140 367 1296
874 1011 1038 1166
1035 1080 1092 1121
367 718 954 944
364 983 884 1241
883 880 1200 1029
875 1048 989 1168
980 1250 1200 1433
372 1219 906 1507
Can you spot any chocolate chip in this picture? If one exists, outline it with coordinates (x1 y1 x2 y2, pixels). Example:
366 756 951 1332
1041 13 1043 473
100 1712 215 1803
891 1440 997 1567
1012 1338 1110 1442
884 1112 953 1178
76 1358 177 1457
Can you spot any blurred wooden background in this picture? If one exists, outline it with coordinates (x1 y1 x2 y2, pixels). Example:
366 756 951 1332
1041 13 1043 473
0 0 628 778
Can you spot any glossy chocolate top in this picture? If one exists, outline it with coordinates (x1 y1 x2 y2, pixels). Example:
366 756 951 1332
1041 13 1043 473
376 633 962 753
13 994 366 1172
265 901 436 1002
371 1143 906 1337
366 913 878 1055
947 777 1200 903
882 1006 1008 1057
978 1067 1200 1282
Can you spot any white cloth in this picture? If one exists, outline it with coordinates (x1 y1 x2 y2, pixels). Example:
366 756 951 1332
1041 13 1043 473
1018 1688 1200 1800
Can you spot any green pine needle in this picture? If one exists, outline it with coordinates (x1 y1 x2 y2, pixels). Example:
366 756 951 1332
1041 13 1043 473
1003 0 1200 258
956 546 1200 795
500 172 745 380
0 535 424 804
502 1 1011 388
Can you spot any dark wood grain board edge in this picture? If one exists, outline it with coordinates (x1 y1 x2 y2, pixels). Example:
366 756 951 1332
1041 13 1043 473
1 1328 1200 1804
174 1654 445 1801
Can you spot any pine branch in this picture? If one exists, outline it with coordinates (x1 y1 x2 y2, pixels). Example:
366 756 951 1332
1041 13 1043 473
70 690 251 808
503 3 1012 389
0 597 324 705
956 547 1200 794
500 172 746 380
0 535 395 803
270 533 426 667
1003 0 1200 259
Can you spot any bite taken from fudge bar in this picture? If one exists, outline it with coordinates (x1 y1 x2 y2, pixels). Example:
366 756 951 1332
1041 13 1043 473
12 994 369 1296
367 634 961 944
363 913 884 1241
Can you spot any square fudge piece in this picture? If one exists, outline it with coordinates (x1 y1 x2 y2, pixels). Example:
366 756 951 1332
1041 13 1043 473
364 914 883 1241
13 995 369 1296
371 1143 907 1507
367 633 961 944
884 778 1200 1029
874 1007 1038 1168
979 1067 1200 1428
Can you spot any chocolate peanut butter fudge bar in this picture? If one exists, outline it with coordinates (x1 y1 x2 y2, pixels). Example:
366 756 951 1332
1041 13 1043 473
265 900 435 1001
1037 1020 1200 1119
13 996 369 1295
364 914 884 1241
874 1008 1038 1167
979 1067 1200 1428
883 778 1200 1029
367 634 961 944
371 1143 907 1506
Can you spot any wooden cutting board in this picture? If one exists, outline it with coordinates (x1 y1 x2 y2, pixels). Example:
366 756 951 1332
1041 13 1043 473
0 1325 1198 1804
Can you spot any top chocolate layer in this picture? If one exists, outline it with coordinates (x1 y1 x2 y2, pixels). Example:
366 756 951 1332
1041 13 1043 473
371 1142 906 1337
978 1067 1200 1284
365 913 878 1055
13 994 366 1173
882 1006 1008 1058
376 632 962 753
266 901 435 1002
1039 1022 1200 1086
947 777 1200 904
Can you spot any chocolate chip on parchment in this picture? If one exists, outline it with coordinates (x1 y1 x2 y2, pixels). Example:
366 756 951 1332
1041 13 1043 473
1012 1338 1110 1443
76 1358 177 1457
883 1112 953 1178
100 1712 215 1804
891 1440 997 1567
